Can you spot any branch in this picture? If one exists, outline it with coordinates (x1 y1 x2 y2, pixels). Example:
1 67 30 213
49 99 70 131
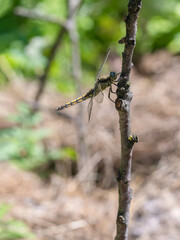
67 0 88 171
76 152 102 182
14 3 83 102
68 0 83 17
114 1 142 240
14 7 66 27
34 0 83 101
35 27 66 101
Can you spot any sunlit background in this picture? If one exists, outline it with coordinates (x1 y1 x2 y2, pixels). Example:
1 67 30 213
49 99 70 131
0 0 180 239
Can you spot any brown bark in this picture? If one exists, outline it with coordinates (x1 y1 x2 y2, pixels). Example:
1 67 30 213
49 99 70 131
114 1 142 240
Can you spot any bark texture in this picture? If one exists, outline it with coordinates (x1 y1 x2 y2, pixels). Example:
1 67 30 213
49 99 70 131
114 1 142 240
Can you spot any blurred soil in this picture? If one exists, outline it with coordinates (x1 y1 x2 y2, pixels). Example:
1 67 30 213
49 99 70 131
0 51 180 239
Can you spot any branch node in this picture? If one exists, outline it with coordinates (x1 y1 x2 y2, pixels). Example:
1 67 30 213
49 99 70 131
116 85 133 102
115 169 123 182
118 37 126 44
117 214 126 224
128 1 142 14
124 180 130 184
117 77 130 92
119 37 136 46
127 37 136 45
123 15 128 23
128 134 138 148
115 99 126 111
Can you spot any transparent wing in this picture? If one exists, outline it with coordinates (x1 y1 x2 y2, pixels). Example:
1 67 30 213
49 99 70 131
87 97 94 121
94 48 111 85
95 91 104 103
87 48 111 120
95 84 104 103
88 85 104 121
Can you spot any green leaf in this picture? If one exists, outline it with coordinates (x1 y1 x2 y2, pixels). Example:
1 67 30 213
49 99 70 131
0 204 11 219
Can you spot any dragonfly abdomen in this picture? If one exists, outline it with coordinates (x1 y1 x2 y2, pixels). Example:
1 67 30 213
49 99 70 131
56 92 91 111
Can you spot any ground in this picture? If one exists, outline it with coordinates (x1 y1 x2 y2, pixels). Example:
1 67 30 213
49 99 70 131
0 51 180 240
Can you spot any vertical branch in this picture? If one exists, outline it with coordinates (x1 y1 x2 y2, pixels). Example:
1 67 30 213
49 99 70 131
67 0 88 170
34 0 82 101
13 7 67 102
26 0 87 170
114 1 142 240
35 27 66 101
67 0 82 87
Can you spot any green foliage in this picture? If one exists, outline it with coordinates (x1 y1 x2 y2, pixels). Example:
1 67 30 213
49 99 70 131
0 0 180 93
0 103 76 171
137 0 180 53
0 204 34 240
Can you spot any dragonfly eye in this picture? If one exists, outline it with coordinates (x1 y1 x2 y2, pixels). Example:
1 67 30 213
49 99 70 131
110 72 116 80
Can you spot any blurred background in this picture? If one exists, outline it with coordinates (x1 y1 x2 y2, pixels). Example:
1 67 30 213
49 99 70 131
0 0 180 239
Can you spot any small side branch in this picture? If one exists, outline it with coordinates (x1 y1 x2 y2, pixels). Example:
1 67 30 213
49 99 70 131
115 1 142 240
14 7 66 27
35 27 66 101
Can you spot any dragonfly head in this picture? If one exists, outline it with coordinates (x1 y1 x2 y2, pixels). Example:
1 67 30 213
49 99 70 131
110 71 117 81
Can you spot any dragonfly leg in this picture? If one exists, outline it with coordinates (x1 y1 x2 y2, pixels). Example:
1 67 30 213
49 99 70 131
112 82 118 87
108 86 115 103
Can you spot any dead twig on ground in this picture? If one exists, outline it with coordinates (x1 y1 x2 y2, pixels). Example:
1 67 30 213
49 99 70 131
42 219 89 235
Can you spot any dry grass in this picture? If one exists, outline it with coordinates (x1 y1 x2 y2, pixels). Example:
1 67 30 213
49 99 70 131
0 51 180 239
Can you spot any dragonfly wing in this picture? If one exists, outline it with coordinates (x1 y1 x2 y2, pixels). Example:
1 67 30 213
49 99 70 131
87 48 111 120
95 90 104 103
95 48 111 82
87 97 94 121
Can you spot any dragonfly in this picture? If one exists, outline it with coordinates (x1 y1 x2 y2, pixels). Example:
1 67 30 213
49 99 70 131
56 48 120 120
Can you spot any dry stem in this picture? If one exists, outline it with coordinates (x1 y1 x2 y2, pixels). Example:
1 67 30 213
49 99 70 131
114 1 142 239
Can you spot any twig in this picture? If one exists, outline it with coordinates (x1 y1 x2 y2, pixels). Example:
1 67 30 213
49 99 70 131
67 0 88 171
13 6 67 102
76 152 102 182
14 7 66 27
42 219 89 235
35 27 66 101
114 1 142 240
14 4 83 102
34 0 82 101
